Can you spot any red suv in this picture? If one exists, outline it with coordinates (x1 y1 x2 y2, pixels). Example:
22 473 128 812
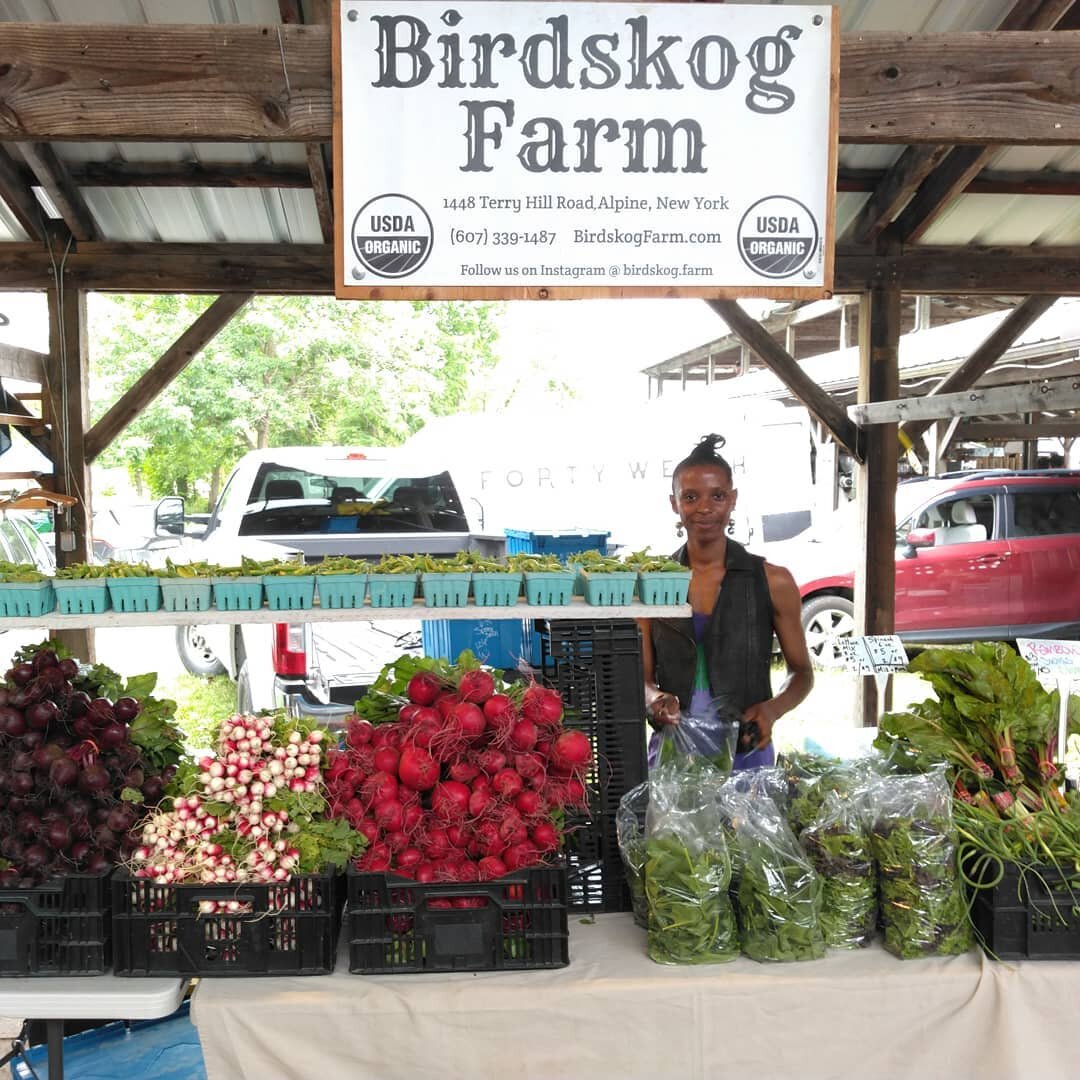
763 470 1080 666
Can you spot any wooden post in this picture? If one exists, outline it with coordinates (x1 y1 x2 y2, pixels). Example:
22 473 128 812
854 284 901 727
45 286 94 662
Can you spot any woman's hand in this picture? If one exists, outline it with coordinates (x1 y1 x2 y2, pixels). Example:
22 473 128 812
647 691 681 729
740 701 777 750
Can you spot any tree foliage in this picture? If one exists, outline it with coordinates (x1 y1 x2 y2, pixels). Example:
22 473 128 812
90 294 502 507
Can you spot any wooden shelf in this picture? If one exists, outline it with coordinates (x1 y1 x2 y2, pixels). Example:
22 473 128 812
11 598 690 631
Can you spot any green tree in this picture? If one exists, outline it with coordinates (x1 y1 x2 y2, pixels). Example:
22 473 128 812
90 294 503 508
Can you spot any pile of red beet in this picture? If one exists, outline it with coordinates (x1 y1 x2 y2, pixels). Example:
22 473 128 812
0 644 181 886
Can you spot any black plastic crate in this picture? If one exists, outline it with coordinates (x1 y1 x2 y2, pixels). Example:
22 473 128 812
539 620 647 914
968 862 1080 960
111 870 342 976
347 864 569 974
0 871 111 976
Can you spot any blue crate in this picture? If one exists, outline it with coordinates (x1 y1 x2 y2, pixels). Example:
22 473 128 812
422 618 532 670
504 529 610 559
12 1000 206 1080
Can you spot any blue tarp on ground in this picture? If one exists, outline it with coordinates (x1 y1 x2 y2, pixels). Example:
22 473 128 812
11 999 206 1080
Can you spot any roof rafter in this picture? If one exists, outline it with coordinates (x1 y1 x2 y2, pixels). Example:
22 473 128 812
847 0 1077 245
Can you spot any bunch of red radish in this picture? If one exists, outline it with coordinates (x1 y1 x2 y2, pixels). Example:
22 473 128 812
326 665 593 883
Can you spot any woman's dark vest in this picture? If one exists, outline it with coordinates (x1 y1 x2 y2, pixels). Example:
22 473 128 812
650 539 774 714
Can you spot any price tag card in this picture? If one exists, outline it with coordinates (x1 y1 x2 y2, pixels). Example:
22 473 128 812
839 635 909 675
1016 638 1080 690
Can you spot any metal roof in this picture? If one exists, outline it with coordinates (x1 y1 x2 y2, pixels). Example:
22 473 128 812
1 0 1078 250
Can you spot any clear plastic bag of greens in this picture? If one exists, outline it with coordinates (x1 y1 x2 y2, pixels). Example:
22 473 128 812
643 758 738 964
799 788 877 949
720 788 827 962
867 769 973 959
616 780 650 928
717 766 790 886
654 700 741 774
787 757 881 837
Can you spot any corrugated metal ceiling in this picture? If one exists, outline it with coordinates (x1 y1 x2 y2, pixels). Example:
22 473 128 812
0 0 1076 248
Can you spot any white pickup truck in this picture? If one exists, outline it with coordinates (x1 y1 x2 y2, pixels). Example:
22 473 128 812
151 446 503 721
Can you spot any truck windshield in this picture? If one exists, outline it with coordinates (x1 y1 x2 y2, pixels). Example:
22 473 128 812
237 464 468 535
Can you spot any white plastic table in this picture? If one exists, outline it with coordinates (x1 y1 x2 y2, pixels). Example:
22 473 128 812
0 975 188 1080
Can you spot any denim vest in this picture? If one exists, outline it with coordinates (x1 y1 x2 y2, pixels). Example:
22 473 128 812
650 539 774 714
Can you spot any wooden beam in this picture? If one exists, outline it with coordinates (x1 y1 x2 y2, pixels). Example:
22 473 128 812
17 143 97 241
846 0 1075 244
84 293 252 463
999 0 1078 31
847 147 952 245
3 27 1080 144
706 299 862 460
854 284 901 726
0 341 45 383
835 246 1080 295
893 146 994 243
645 298 851 377
69 160 310 189
854 371 1080 426
2 242 1080 297
955 419 1080 439
45 285 93 661
0 145 42 240
839 166 1080 197
897 296 1059 447
305 143 334 244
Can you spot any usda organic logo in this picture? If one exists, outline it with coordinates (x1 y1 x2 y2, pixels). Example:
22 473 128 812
352 194 433 279
737 196 819 279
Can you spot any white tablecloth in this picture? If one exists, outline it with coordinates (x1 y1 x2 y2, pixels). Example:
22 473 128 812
191 913 1075 1080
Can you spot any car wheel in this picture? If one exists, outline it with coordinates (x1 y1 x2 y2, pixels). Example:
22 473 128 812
801 595 855 669
175 625 227 678
236 659 254 714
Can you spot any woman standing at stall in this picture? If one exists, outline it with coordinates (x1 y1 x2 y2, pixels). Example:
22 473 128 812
639 434 814 768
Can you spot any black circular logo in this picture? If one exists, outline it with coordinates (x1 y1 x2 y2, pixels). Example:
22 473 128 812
352 194 433 279
737 196 819 279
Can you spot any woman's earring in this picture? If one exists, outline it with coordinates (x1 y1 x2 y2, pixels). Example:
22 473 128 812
675 519 684 538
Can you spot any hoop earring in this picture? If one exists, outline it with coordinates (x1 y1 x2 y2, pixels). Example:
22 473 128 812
675 520 684 538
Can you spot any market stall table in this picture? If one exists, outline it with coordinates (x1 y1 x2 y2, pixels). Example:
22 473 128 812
191 912 1077 1080
0 974 188 1080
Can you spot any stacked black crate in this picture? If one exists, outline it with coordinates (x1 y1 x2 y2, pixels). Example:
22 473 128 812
538 619 647 913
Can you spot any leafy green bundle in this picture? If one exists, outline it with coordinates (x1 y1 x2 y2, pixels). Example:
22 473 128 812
800 789 877 950
868 771 972 959
644 760 738 964
645 833 738 964
616 780 650 928
723 791 826 962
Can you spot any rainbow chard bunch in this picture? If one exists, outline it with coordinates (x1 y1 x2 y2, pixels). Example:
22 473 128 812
875 643 1080 869
0 641 185 885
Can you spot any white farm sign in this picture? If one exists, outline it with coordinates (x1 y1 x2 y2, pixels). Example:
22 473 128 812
334 1 838 299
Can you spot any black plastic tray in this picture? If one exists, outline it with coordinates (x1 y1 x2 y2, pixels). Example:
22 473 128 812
111 870 341 976
347 864 569 975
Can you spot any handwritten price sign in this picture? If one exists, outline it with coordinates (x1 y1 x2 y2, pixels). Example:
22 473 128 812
839 635 909 675
1016 638 1080 689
